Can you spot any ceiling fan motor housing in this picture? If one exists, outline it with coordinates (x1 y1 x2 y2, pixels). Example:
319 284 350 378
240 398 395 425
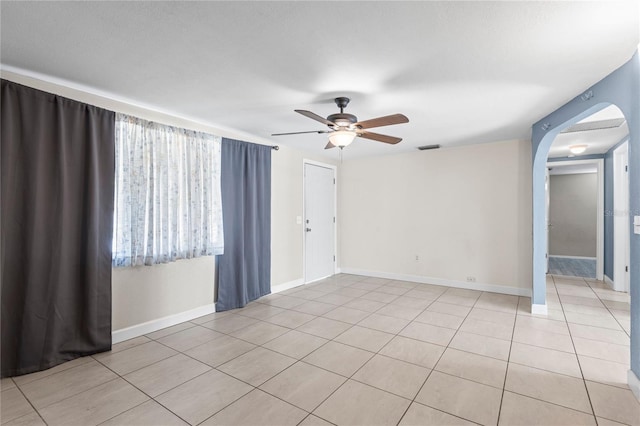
327 113 358 128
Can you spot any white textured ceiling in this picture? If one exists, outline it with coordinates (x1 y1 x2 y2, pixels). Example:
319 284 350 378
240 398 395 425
1 1 638 160
548 105 628 158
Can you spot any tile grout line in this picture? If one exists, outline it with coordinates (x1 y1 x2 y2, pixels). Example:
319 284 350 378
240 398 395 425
91 348 198 425
395 289 484 426
185 282 380 424
286 282 413 424
149 335 292 426
94 330 261 425
502 277 607 421
11 357 94 389
9 377 50 426
256 276 382 425
16 359 124 411
506 282 608 380
272 279 440 424
579 277 638 425
553 281 631 343
523 275 633 424
150 282 368 425
556 274 599 423
94 395 170 426
39 377 124 422
291 284 435 425
586 279 631 338
496 288 521 425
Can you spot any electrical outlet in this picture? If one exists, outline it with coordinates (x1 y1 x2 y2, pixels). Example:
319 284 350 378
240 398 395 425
466 276 476 282
415 255 419 261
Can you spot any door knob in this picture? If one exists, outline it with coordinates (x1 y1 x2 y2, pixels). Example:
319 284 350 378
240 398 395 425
306 228 312 232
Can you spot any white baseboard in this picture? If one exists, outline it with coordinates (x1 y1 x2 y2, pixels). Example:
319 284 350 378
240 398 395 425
604 274 615 290
531 304 548 315
549 255 596 260
339 267 532 297
271 278 304 294
112 303 216 344
273 268 342 292
629 369 640 402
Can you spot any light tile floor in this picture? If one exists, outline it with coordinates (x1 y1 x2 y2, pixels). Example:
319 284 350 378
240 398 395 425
2 274 638 425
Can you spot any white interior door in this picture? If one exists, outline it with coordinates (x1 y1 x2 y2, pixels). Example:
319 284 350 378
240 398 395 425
304 162 335 283
613 142 630 292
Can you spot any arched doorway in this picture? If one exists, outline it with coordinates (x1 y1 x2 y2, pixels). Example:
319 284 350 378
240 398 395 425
546 104 628 282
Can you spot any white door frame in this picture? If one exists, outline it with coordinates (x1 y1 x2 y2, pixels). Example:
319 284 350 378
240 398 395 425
545 167 551 273
613 141 630 292
302 159 337 284
546 158 604 280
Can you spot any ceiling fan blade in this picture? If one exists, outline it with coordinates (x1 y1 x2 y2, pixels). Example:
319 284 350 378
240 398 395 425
355 114 409 129
357 130 402 144
271 130 330 136
295 110 336 127
324 142 336 150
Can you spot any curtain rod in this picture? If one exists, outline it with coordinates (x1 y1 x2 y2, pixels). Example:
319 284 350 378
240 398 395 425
271 145 279 150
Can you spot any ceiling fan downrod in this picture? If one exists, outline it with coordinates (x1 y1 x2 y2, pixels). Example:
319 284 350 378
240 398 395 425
334 97 350 113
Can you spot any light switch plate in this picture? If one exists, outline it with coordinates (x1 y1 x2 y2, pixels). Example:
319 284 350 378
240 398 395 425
296 216 302 225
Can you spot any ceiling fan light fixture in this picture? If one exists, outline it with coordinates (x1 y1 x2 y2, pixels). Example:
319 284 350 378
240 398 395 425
277 98 409 149
569 144 587 154
328 130 356 148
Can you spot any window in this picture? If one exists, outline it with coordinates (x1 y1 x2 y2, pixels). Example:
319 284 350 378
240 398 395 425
112 114 223 267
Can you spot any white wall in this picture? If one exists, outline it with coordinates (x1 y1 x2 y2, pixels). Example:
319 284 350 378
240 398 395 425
2 70 330 331
549 173 598 257
339 139 533 293
112 257 215 330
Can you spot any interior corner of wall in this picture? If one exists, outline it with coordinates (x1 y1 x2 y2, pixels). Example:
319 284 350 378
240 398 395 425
628 369 640 403
604 274 615 289
271 278 304 294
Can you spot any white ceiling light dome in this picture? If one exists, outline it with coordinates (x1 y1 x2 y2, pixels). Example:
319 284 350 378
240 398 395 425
569 144 588 154
328 130 356 148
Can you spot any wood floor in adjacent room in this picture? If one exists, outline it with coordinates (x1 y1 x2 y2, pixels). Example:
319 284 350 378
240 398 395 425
2 274 637 425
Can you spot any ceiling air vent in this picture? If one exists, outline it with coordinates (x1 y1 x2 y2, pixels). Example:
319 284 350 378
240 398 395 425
560 118 626 134
417 144 440 151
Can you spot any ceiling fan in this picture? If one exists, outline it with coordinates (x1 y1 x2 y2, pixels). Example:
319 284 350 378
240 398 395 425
272 97 409 149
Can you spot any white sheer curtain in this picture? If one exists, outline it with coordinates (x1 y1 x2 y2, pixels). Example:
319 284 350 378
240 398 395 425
112 113 223 267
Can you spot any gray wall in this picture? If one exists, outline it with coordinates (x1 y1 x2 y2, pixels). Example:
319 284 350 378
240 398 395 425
549 173 597 257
